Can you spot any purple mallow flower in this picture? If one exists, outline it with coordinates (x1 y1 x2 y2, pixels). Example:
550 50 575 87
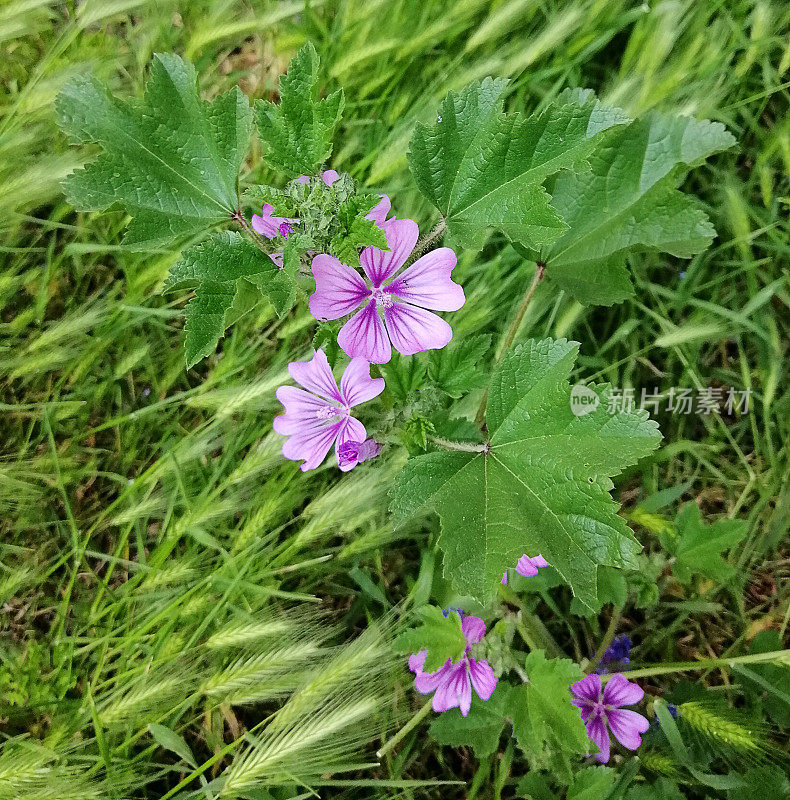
408 614 497 717
502 553 548 585
309 217 465 364
337 437 381 469
570 673 650 763
273 350 384 472
251 205 297 240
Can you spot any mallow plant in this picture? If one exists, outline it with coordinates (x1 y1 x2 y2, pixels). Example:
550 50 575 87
56 43 787 790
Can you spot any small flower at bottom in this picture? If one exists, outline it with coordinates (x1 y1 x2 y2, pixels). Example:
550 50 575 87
408 614 497 717
337 437 381 469
502 553 548 584
309 216 465 364
570 673 649 763
273 350 384 472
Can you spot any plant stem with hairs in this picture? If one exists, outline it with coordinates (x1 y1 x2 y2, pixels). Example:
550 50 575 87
475 261 546 427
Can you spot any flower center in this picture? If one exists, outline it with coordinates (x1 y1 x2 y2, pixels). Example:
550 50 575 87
592 700 606 718
371 286 394 309
279 222 294 238
315 404 346 423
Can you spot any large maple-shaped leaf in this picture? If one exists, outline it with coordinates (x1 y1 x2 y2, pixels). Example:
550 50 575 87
255 43 344 175
407 82 628 250
55 54 252 249
540 111 735 304
390 338 661 612
163 232 293 367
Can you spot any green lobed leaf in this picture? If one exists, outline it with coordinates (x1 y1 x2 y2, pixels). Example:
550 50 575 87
163 232 294 367
408 81 628 250
542 111 735 305
567 767 617 800
255 43 344 175
510 650 590 767
427 334 492 398
429 686 511 757
517 773 555 800
390 338 662 612
381 352 426 405
55 53 252 249
662 502 747 584
393 606 466 671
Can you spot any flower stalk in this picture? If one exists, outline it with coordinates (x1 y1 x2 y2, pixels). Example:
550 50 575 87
376 699 433 759
475 261 546 427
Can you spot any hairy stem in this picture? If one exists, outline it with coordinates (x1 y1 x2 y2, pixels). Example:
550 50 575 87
604 648 790 681
499 583 564 658
584 606 622 674
376 699 433 759
475 261 546 427
404 217 447 266
429 435 489 453
232 209 275 254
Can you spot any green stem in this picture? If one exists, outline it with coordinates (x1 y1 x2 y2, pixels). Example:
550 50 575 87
233 209 275 254
475 261 545 427
584 606 622 674
405 217 447 266
604 648 790 681
429 435 488 453
376 699 433 759
500 584 564 658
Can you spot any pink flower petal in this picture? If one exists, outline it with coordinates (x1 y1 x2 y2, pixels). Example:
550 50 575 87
360 218 418 287
365 195 391 228
586 714 611 763
281 420 342 472
384 302 452 355
273 386 341 435
606 708 649 751
457 667 473 717
287 349 343 403
251 203 297 239
572 698 595 724
385 247 464 311
415 660 453 695
603 674 644 707
571 673 602 703
321 169 340 186
469 658 497 701
338 300 392 364
309 254 370 321
339 357 385 407
461 615 486 645
502 572 508 585
408 651 427 674
432 662 468 714
515 554 548 577
335 416 367 472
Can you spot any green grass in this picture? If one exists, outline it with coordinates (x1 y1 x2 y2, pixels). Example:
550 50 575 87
1 1 788 798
